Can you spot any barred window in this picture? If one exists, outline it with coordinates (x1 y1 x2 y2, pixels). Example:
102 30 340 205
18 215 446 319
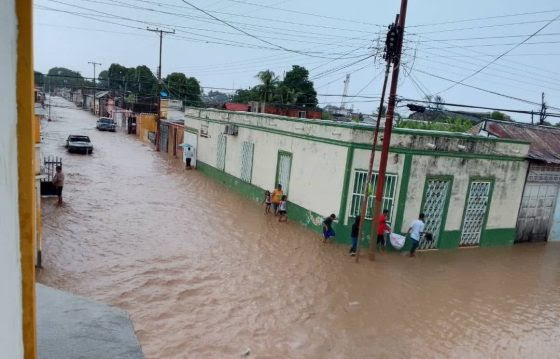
240 141 254 183
349 170 398 220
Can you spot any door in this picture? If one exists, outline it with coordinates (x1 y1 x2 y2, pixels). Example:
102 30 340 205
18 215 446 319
517 183 559 242
240 141 254 183
460 181 492 246
216 134 227 171
276 151 292 194
419 178 452 250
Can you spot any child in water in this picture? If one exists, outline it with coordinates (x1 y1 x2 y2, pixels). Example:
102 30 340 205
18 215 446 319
278 195 288 222
263 190 272 214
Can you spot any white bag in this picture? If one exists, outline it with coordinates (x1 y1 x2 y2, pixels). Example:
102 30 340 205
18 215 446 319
389 233 406 250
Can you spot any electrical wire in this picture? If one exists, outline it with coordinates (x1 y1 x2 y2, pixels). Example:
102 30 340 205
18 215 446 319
436 12 560 94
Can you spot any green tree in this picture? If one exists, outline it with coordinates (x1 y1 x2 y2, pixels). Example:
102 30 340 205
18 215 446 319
46 67 85 89
281 65 317 106
232 88 260 103
34 71 45 87
490 111 511 121
164 72 202 106
256 70 279 102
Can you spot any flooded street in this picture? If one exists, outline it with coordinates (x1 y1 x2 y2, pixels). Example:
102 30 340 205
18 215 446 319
39 97 560 358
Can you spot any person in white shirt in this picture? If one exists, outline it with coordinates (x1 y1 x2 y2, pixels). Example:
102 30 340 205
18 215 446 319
407 213 426 257
185 146 194 169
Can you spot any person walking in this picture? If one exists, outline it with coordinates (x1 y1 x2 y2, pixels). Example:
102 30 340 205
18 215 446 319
271 184 283 215
263 190 272 214
407 213 426 257
349 215 360 256
322 213 337 243
185 146 194 169
52 165 65 205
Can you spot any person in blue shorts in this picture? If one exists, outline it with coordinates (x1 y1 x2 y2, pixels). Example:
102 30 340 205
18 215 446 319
323 213 337 243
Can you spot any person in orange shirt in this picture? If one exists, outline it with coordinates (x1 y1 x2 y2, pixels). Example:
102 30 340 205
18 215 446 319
271 184 283 215
377 209 391 251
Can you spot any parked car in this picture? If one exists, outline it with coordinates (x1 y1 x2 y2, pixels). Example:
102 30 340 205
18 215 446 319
66 135 93 154
96 117 116 132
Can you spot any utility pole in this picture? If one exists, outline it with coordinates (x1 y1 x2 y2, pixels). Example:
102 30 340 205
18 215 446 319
367 0 409 261
340 74 351 111
355 14 400 263
88 61 101 112
147 27 175 81
539 92 547 125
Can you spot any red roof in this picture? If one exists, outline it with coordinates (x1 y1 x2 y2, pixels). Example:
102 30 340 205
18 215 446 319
224 103 249 112
482 120 560 164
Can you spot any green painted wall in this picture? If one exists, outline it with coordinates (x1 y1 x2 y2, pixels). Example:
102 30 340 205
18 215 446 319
481 228 516 247
197 155 518 251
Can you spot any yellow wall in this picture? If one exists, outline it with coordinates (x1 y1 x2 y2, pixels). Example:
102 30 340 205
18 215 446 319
16 0 37 357
137 113 158 142
34 115 41 144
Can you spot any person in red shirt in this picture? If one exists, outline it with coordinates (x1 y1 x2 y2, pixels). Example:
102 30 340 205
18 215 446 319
377 209 391 251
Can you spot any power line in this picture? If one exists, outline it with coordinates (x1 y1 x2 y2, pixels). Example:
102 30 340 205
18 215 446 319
408 8 560 27
436 12 560 94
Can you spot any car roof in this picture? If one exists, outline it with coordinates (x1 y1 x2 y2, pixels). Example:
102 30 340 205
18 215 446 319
68 135 90 139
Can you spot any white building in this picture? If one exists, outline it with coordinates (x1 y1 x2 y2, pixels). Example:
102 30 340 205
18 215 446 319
184 107 531 250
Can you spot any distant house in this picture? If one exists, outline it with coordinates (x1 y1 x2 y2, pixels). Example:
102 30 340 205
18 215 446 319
471 119 560 243
224 102 250 112
94 91 111 117
262 104 322 120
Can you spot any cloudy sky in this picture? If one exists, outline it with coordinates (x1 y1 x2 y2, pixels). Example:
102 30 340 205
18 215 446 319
34 0 560 122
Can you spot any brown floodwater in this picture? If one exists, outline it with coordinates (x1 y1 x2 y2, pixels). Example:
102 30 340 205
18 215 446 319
39 97 560 358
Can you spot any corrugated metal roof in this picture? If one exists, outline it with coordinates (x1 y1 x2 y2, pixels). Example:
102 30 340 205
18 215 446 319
483 120 560 163
95 91 110 98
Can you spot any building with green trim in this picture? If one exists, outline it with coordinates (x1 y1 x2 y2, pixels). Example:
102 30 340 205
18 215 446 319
183 107 531 250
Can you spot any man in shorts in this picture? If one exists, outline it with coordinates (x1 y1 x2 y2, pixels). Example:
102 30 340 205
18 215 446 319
271 184 283 215
52 165 65 205
407 213 426 257
323 213 337 243
377 209 391 251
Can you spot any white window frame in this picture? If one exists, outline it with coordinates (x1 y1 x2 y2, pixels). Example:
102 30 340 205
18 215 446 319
349 170 398 221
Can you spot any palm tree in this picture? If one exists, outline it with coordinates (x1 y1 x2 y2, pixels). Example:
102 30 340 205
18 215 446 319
256 70 278 112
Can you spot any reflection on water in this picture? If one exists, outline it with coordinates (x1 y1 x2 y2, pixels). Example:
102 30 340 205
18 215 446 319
39 98 560 358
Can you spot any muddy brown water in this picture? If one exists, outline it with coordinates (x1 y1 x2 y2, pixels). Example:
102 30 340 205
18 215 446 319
39 97 560 358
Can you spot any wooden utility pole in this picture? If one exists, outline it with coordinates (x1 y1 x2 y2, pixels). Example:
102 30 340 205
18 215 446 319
368 0 409 261
147 27 175 81
88 61 101 112
539 92 547 125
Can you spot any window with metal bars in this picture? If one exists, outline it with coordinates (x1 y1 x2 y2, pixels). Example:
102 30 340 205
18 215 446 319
349 170 398 220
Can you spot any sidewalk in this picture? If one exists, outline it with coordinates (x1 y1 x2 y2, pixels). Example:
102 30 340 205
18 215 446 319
37 284 143 359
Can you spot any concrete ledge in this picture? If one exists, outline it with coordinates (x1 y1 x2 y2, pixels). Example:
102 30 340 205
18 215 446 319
37 284 143 359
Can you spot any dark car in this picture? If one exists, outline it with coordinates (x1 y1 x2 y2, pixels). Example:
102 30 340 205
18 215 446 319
96 117 116 132
66 135 93 154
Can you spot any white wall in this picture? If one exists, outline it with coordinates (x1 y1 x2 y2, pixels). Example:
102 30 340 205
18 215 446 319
186 116 348 218
0 0 24 356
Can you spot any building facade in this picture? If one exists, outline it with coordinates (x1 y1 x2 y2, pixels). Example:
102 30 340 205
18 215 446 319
184 108 530 249
473 119 560 242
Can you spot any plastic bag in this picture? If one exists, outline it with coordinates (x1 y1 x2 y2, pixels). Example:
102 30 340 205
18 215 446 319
390 233 406 250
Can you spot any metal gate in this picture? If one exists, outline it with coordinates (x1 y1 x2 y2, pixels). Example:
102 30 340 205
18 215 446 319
40 156 62 196
517 182 559 242
460 181 491 246
276 151 292 194
159 124 169 152
240 141 254 183
216 134 227 171
419 178 452 250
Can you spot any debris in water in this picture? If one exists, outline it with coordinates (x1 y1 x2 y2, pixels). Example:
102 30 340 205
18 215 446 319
241 348 251 356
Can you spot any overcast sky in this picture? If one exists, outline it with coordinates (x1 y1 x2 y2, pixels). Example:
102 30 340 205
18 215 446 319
34 0 560 122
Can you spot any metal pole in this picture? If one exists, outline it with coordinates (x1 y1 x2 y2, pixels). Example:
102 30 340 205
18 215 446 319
355 61 391 263
159 31 163 80
368 0 408 261
89 61 101 113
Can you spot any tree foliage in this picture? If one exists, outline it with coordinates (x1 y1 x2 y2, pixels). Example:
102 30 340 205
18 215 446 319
490 111 512 121
397 117 473 132
164 72 202 106
45 67 85 89
34 71 45 87
230 65 318 107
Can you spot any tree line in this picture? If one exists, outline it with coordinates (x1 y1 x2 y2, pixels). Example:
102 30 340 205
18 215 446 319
232 65 318 107
34 64 203 106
